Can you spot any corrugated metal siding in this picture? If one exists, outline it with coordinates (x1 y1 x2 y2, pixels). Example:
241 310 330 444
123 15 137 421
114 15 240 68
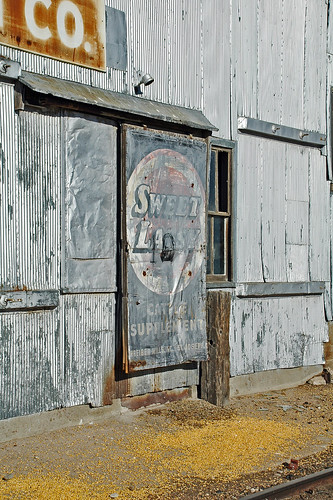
0 83 17 289
63 294 115 408
229 295 328 377
17 110 61 290
0 294 117 418
0 309 62 420
0 1 205 109
202 0 231 138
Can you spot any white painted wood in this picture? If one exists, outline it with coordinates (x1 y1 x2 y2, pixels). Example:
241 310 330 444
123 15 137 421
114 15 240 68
326 56 333 181
252 298 276 372
328 0 333 55
285 144 309 202
236 135 263 282
233 0 258 120
286 200 308 245
286 244 309 282
257 0 283 123
281 0 305 128
261 140 286 282
309 150 330 282
229 297 254 377
303 0 327 132
230 295 327 377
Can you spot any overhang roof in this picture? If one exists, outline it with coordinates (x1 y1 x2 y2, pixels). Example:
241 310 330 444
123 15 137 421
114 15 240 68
19 71 217 132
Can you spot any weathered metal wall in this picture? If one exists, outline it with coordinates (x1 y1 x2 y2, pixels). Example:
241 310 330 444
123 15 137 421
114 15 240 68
0 0 332 418
62 112 118 293
0 0 205 110
0 86 61 291
63 294 115 408
0 309 62 419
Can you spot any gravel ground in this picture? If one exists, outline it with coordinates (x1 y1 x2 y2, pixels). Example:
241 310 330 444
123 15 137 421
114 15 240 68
0 383 332 499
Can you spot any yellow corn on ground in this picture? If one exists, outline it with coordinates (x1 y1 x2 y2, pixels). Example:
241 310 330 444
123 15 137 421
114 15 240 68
0 415 314 499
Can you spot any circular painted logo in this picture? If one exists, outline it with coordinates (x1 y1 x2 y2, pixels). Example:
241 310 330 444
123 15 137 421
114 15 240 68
127 149 205 295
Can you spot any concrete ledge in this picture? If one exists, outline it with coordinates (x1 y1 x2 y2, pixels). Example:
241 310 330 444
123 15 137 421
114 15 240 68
0 386 197 444
230 365 323 397
0 400 124 444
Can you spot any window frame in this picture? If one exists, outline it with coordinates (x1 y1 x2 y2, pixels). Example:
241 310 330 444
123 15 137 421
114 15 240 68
206 137 236 287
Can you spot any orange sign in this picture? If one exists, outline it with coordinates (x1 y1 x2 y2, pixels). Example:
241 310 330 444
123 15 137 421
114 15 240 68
0 0 106 70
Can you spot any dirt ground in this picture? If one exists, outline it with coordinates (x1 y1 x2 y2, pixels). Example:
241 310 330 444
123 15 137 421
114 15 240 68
0 383 332 499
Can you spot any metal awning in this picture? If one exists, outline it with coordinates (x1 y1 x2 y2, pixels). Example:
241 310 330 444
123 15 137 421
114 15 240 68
19 71 217 132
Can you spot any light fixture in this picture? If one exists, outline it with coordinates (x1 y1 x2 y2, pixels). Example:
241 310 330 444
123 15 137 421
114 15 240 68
134 70 154 95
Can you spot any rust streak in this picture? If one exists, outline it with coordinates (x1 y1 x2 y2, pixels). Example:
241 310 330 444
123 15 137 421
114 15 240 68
121 388 190 411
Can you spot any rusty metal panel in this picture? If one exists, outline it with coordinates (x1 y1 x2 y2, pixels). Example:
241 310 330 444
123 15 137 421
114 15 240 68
0 0 105 70
62 112 117 293
124 126 208 371
63 293 115 408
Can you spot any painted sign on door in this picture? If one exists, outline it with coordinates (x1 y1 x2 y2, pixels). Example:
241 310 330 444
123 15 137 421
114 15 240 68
0 0 105 70
124 126 208 371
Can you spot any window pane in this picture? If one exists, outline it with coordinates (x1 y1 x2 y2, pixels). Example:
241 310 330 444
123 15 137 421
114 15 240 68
207 216 212 274
213 216 225 275
208 150 216 211
217 151 229 213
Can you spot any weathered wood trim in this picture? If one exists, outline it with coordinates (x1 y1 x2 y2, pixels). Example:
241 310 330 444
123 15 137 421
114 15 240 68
200 290 231 407
207 281 236 289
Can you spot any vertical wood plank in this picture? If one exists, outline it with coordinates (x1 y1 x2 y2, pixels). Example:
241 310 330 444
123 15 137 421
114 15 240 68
237 135 263 282
303 0 327 131
309 150 330 281
281 0 305 128
233 0 258 119
261 140 286 282
257 0 283 122
200 291 231 406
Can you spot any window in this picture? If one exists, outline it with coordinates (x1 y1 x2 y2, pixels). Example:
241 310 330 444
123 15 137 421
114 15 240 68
207 145 232 282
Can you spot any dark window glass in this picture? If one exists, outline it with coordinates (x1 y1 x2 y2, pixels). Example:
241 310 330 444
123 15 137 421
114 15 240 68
207 146 232 280
217 151 229 213
208 150 216 211
207 216 212 274
213 216 225 275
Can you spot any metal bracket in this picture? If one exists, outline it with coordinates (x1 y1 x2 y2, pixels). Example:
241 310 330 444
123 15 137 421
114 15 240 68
238 116 326 148
0 57 21 81
0 290 59 311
